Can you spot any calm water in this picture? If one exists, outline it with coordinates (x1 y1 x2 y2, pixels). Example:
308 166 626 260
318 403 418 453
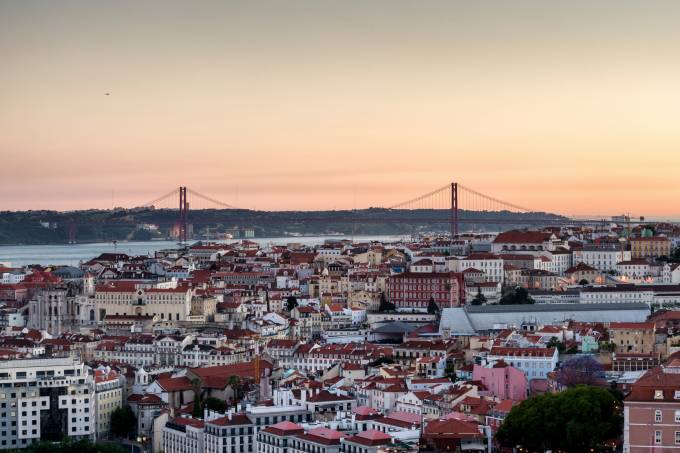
0 235 407 267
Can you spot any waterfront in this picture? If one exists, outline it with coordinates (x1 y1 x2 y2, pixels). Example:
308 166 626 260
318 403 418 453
0 235 407 266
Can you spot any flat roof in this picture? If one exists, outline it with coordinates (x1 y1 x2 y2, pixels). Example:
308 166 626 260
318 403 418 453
464 302 649 313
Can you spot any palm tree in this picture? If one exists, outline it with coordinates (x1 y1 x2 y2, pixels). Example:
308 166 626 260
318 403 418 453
190 378 203 417
228 375 242 410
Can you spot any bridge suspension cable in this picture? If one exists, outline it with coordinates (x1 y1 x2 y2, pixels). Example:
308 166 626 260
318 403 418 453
187 189 238 209
457 183 534 213
141 188 178 208
386 184 451 210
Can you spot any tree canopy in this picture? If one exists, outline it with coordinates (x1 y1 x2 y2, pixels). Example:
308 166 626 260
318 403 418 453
110 405 137 439
286 296 298 311
9 439 126 453
192 393 203 418
670 246 680 263
204 396 228 413
470 288 487 306
368 356 394 367
427 297 440 315
496 386 622 452
556 355 605 388
378 292 395 312
499 287 535 305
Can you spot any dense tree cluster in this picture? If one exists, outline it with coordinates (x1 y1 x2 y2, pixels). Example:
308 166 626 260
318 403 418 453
499 287 535 305
470 288 487 305
8 439 127 453
378 293 395 312
427 297 440 315
556 355 605 387
110 405 137 439
496 386 622 452
286 296 298 311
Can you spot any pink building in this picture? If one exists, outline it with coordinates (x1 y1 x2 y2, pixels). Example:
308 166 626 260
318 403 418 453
472 360 527 402
624 360 680 452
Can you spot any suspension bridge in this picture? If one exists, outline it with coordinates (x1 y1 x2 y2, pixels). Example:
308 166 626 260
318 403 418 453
62 182 637 243
131 182 559 242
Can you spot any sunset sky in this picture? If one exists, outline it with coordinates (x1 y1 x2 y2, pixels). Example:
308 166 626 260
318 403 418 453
2 1 680 216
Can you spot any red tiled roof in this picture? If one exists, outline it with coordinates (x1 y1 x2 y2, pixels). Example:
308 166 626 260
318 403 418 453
626 365 680 402
307 390 354 403
155 376 193 392
424 418 482 439
169 417 205 429
296 427 344 445
262 421 304 436
208 414 252 426
344 430 392 446
493 230 552 244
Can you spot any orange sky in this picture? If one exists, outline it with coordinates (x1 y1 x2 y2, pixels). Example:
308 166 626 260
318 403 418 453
2 1 680 216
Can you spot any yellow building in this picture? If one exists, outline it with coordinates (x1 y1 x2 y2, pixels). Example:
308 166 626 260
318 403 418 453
630 236 671 259
94 368 124 438
609 322 656 354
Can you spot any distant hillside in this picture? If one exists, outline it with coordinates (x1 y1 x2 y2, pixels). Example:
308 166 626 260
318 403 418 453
0 208 567 245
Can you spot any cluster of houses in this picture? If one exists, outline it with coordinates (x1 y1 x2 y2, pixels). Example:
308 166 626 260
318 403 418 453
0 221 680 451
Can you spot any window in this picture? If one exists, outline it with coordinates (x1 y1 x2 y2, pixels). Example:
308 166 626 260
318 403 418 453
656 430 663 445
655 390 664 400
656 410 663 423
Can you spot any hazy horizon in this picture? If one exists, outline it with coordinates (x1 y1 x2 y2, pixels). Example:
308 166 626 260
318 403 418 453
3 1 680 217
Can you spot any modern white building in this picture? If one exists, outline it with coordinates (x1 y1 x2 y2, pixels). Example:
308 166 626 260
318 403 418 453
457 253 504 284
0 358 95 450
573 245 631 272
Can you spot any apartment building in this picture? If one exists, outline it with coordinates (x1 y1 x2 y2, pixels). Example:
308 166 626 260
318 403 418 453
608 322 656 354
163 417 206 453
484 347 558 381
93 367 124 438
573 244 630 272
0 358 95 450
388 272 461 309
624 361 680 452
204 413 254 453
630 236 671 259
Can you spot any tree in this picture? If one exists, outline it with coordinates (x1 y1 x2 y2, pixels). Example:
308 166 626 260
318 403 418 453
427 297 440 315
556 355 605 387
599 341 616 352
192 393 203 417
470 288 486 306
368 356 394 367
18 439 127 453
228 375 243 409
286 296 298 311
496 386 622 452
190 377 203 417
670 246 680 263
546 336 565 353
110 405 136 439
378 292 395 312
204 396 228 413
444 363 458 383
499 286 535 305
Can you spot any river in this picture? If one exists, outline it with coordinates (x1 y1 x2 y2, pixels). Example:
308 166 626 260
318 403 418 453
0 235 408 267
